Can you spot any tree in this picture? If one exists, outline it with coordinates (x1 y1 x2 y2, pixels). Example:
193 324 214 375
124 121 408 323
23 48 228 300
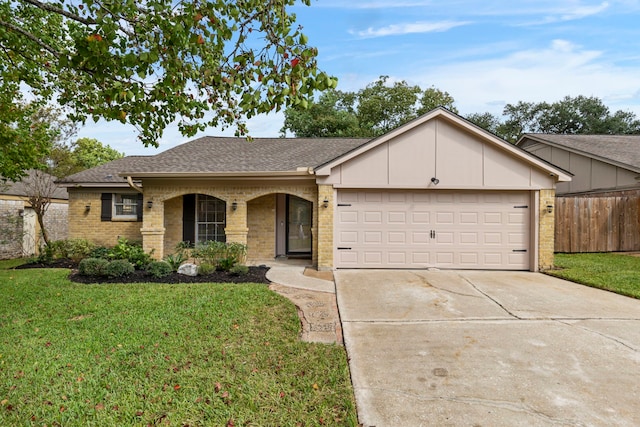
0 94 62 181
71 137 123 169
469 96 640 142
0 0 335 151
280 89 360 137
417 87 458 115
356 76 422 136
21 169 59 246
282 76 458 137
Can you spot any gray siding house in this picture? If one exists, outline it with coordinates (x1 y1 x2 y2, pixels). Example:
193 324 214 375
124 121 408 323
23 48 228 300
517 134 640 252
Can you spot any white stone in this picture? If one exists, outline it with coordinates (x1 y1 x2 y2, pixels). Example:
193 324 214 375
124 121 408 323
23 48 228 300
178 263 198 276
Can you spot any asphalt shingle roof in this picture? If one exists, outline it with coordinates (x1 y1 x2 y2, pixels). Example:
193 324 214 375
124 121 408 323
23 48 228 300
58 156 151 184
118 137 371 175
523 134 640 172
2 170 68 199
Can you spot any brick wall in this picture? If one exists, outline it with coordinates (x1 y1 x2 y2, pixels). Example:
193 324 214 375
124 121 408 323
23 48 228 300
68 190 142 247
247 194 276 260
0 199 24 259
69 181 319 263
316 185 334 271
45 201 69 242
538 189 556 270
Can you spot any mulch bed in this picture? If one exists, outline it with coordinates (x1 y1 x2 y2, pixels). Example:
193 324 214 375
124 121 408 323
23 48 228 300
15 259 271 284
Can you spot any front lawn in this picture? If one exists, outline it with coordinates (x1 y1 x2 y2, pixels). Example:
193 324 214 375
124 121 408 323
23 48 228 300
548 253 640 299
0 266 357 426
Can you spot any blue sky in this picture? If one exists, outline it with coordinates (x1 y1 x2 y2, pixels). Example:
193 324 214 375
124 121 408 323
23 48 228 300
76 0 640 155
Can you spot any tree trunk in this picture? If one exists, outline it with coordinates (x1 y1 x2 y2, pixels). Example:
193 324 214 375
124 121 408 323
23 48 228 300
36 210 49 246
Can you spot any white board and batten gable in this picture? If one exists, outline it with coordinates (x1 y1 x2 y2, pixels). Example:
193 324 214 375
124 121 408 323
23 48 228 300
314 108 571 188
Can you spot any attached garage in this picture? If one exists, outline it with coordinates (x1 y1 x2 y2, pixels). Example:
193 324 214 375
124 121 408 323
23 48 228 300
314 108 572 271
335 190 531 270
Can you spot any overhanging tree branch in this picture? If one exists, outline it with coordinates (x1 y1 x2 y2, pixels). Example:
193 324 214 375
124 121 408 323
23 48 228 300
0 19 60 57
21 0 96 25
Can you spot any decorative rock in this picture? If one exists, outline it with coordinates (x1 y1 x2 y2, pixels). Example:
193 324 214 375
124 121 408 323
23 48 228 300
178 263 198 276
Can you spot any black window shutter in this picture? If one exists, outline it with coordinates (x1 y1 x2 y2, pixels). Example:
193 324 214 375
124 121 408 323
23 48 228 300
183 194 196 245
137 193 143 221
101 193 112 222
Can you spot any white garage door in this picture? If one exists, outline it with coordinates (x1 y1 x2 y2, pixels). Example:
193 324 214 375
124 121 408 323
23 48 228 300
335 190 531 270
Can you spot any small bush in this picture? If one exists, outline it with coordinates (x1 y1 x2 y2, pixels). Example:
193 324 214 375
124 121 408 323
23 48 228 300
197 263 215 275
217 257 235 272
146 261 173 278
44 239 96 262
165 252 187 272
191 241 247 271
104 260 135 278
229 264 249 275
88 246 111 260
78 258 109 276
109 238 152 269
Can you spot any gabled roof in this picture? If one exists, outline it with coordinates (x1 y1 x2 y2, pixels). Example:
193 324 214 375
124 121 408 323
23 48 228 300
315 108 572 181
58 156 150 186
517 134 640 173
1 170 68 199
115 137 370 178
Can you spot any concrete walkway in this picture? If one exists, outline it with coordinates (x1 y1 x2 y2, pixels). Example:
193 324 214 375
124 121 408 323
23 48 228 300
336 269 640 427
265 263 342 344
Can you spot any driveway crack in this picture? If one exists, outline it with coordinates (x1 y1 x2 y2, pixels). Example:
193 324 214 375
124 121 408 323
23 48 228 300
457 273 522 319
556 319 640 352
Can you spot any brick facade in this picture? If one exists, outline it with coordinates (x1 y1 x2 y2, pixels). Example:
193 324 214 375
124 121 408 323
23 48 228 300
67 182 559 271
68 190 142 247
538 189 556 270
141 179 318 260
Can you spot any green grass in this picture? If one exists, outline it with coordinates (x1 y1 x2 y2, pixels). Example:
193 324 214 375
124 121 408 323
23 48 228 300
0 267 357 426
548 253 640 299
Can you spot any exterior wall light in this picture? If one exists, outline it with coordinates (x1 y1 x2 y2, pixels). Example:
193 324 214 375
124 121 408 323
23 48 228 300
85 203 91 212
431 177 440 185
231 201 238 211
147 200 153 209
322 198 329 208
546 204 553 214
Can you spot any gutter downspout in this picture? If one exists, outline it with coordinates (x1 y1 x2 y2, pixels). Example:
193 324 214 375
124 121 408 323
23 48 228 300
126 176 143 194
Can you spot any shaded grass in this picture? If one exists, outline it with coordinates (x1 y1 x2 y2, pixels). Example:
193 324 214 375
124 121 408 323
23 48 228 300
0 268 357 426
548 253 640 299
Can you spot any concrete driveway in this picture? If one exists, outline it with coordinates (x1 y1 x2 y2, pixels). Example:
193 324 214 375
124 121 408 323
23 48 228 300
335 270 640 427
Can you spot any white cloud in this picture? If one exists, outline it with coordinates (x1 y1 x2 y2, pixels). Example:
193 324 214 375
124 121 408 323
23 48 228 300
404 39 640 117
353 20 470 38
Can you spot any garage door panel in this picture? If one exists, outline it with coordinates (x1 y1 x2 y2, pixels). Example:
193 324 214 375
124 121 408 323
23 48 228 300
335 190 530 270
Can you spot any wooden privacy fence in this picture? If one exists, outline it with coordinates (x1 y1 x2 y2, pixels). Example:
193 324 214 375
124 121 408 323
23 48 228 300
555 191 640 253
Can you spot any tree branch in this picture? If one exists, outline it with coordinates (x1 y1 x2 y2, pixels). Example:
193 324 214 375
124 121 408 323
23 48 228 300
0 19 60 57
21 0 97 25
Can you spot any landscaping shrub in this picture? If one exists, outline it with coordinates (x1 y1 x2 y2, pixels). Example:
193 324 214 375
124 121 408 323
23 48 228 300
191 241 247 271
165 252 187 271
109 238 152 269
197 263 215 275
42 239 96 262
88 246 111 260
78 257 109 276
104 259 135 278
146 260 173 278
229 264 249 275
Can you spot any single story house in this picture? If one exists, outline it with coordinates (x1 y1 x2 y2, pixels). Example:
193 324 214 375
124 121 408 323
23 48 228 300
59 108 571 271
516 134 640 252
0 170 69 259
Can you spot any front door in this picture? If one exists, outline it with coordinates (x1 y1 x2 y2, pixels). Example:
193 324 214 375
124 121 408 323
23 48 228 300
287 195 312 255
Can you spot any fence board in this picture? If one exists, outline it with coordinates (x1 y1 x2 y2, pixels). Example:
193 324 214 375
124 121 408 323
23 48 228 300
555 190 640 253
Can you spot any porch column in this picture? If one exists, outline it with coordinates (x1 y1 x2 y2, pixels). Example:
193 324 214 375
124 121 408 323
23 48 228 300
316 185 334 271
225 200 248 245
141 198 165 260
538 189 556 270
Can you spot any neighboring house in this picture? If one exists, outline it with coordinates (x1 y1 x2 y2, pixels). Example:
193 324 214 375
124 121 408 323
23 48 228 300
0 170 69 259
517 134 640 252
58 108 570 271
